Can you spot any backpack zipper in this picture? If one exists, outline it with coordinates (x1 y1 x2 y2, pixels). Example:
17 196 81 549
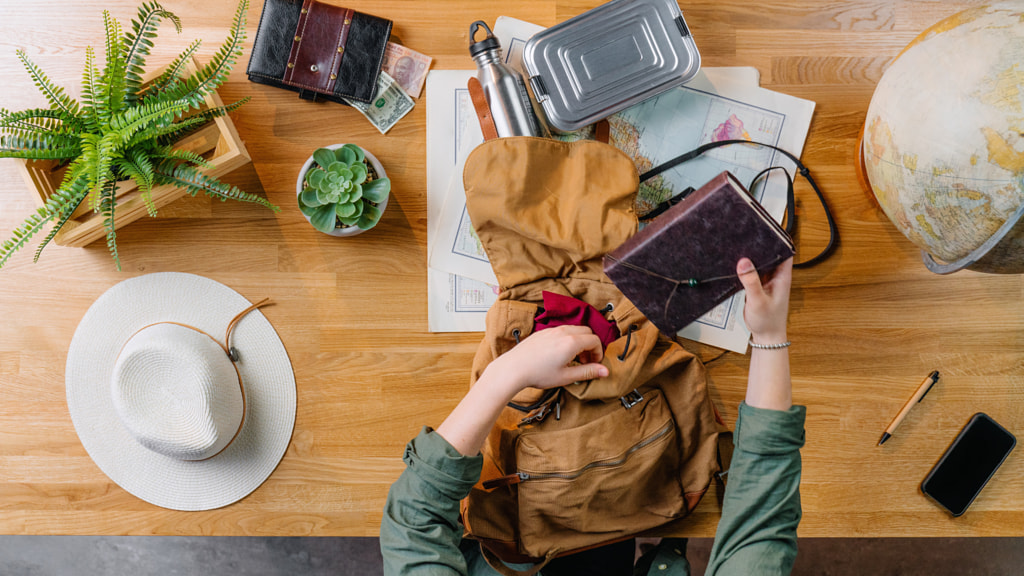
481 421 674 489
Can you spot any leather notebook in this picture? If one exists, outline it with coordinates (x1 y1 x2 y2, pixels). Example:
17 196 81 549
603 171 795 335
247 0 392 104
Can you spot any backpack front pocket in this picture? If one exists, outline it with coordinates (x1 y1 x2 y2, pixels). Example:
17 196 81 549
514 390 685 555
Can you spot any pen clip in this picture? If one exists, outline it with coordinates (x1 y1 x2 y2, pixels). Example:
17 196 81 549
917 371 940 403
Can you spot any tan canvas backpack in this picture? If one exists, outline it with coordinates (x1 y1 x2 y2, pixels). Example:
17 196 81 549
458 137 722 571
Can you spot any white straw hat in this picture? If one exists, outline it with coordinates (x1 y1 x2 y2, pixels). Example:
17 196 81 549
66 272 296 511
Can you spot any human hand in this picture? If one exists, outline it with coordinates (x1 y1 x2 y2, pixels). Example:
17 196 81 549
487 325 609 394
737 257 793 344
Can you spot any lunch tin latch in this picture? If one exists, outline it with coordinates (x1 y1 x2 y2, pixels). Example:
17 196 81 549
529 75 549 102
675 15 690 37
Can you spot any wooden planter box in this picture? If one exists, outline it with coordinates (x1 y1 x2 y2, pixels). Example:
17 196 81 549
16 57 251 248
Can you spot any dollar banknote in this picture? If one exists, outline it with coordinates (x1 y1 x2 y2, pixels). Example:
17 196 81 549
382 42 432 98
344 71 414 135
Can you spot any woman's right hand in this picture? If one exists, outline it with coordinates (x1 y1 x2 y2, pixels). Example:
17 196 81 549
737 257 793 344
488 325 608 394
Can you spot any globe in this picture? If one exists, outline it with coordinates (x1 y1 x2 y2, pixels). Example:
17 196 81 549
861 1 1024 274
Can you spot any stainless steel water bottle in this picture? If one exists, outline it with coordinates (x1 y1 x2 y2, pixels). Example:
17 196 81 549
468 20 546 137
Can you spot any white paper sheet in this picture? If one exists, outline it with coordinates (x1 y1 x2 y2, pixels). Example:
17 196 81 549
425 70 496 332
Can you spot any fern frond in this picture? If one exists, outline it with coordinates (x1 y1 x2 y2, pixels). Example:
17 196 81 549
0 107 78 128
151 97 249 146
123 2 181 104
0 177 89 269
164 0 248 108
149 143 213 169
0 129 79 151
101 11 127 119
58 157 88 189
109 98 188 145
99 179 121 271
154 160 279 211
15 50 81 122
33 173 90 262
114 155 157 216
0 129 81 159
0 108 68 134
142 38 201 98
80 46 101 132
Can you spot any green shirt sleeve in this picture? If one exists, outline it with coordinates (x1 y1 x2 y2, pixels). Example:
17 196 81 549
705 402 806 576
380 426 483 576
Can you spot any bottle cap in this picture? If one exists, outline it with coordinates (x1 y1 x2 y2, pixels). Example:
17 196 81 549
469 20 500 57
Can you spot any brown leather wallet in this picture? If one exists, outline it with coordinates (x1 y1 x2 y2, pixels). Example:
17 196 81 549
247 0 393 104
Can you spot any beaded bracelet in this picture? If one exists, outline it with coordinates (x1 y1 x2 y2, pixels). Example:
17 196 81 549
749 339 791 350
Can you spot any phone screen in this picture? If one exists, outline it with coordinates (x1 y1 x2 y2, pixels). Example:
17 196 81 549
921 413 1016 516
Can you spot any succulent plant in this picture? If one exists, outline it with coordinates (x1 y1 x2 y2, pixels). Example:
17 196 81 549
298 144 389 233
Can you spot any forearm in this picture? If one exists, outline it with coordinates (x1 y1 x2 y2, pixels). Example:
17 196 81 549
436 366 520 456
745 347 792 411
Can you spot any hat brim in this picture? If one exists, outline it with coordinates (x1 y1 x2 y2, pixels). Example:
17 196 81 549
66 272 296 511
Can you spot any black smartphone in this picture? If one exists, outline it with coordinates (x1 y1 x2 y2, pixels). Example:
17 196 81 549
921 413 1016 516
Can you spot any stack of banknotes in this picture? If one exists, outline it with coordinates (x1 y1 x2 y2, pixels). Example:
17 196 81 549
343 42 432 134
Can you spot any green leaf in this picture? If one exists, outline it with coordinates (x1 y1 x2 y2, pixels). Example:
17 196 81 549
122 2 182 104
361 177 390 203
16 50 81 123
152 161 280 212
349 184 362 203
33 173 89 262
337 146 356 166
316 187 333 205
300 186 321 207
350 162 367 184
144 38 201 98
298 199 319 218
342 143 364 163
328 162 348 177
309 203 337 233
101 11 127 118
306 168 325 188
336 202 357 218
350 198 364 218
160 0 248 107
1 174 89 269
313 148 335 169
356 203 382 230
99 179 121 270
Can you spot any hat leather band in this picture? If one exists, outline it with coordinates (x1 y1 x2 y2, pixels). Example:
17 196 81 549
114 298 274 462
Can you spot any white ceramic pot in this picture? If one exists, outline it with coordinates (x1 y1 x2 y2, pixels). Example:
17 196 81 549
296 144 389 237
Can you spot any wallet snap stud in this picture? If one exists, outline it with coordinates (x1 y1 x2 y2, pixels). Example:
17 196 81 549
286 62 294 69
294 35 302 42
337 46 344 53
310 64 319 72
330 73 337 80
300 7 307 13
344 18 351 25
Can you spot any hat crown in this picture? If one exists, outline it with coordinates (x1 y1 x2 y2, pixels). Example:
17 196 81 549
111 323 244 461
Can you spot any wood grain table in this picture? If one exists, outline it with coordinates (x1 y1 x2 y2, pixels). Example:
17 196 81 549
0 0 1021 537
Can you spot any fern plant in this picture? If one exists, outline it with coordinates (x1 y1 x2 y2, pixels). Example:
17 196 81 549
0 0 278 271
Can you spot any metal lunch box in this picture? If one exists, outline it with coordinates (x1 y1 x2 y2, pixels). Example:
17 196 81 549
522 0 701 132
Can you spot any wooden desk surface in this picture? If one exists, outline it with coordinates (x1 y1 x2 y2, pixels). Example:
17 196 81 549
1 0 1021 537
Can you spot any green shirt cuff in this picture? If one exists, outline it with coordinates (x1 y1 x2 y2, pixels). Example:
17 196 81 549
735 403 806 455
403 426 484 501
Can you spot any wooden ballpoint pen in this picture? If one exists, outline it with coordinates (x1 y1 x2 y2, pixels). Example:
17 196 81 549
878 370 940 446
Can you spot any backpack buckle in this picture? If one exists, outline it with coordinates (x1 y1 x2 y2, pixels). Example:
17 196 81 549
620 389 644 409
